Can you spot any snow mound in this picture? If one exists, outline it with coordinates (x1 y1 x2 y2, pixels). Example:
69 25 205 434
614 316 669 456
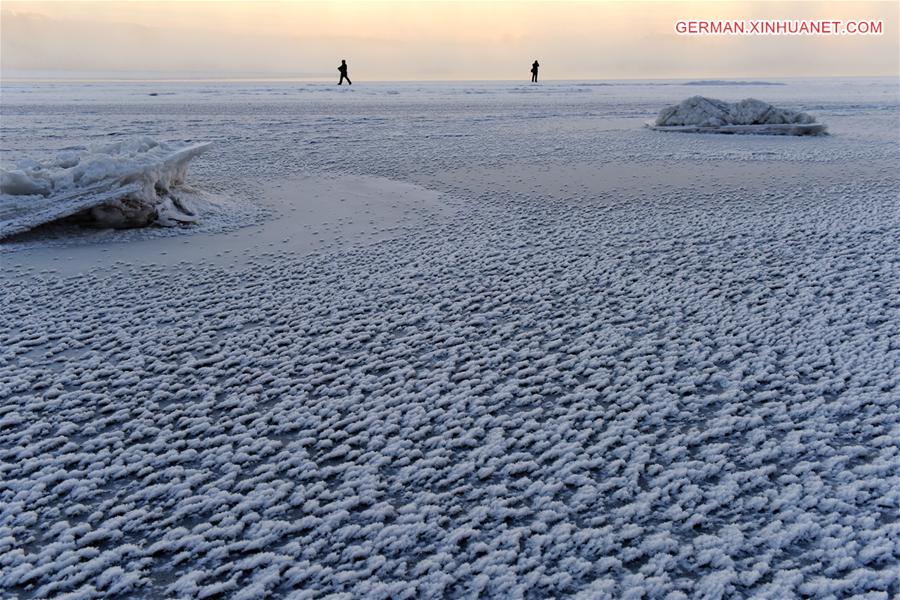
650 96 826 135
0 137 213 239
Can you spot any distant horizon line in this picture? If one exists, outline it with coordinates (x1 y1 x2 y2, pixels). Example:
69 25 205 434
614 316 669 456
2 73 897 84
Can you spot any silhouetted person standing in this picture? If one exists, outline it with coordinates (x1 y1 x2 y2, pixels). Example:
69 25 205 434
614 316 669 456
338 60 352 85
531 60 540 83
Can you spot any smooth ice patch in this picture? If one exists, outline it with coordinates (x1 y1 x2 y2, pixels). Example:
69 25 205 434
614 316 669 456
1 174 449 273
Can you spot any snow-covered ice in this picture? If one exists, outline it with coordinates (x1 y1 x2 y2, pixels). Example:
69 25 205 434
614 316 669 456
651 96 826 135
1 78 898 598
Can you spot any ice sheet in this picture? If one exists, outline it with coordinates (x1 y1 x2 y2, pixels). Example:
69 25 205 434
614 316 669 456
1 77 897 599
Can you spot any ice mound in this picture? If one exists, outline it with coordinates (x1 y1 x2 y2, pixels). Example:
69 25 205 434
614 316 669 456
650 96 826 135
0 137 213 239
683 80 785 86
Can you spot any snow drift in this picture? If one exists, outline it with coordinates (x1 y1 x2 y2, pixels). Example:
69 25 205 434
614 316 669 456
0 137 212 239
650 96 826 135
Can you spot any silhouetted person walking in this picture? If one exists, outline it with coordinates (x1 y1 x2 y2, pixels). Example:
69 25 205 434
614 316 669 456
338 60 352 85
531 60 540 83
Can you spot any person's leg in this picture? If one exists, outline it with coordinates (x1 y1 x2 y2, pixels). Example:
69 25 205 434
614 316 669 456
339 75 345 85
347 77 352 85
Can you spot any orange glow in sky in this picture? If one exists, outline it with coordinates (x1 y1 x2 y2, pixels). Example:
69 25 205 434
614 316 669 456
2 1 897 79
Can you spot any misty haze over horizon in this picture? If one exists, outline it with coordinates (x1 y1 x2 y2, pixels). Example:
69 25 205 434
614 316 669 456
2 1 897 81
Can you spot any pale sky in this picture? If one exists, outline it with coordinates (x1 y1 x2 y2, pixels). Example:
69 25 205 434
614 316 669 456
1 1 897 80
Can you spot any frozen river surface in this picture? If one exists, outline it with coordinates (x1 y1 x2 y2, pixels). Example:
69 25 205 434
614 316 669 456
1 79 898 598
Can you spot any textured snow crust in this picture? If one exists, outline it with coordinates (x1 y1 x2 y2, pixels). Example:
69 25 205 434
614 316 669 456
1 79 898 599
3 171 898 598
